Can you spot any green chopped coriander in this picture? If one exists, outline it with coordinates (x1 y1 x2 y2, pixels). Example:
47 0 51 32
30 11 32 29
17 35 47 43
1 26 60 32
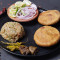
15 7 18 15
22 4 26 7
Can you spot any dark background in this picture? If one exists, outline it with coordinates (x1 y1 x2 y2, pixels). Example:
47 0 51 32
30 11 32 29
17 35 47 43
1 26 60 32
0 0 60 60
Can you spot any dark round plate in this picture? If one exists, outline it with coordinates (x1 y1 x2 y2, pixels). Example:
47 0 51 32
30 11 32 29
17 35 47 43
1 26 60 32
0 8 60 57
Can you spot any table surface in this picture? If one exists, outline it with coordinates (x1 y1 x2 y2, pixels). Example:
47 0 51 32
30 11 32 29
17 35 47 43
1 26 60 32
0 0 60 60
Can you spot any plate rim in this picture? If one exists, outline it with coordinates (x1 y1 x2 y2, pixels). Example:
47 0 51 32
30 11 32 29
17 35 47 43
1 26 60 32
1 45 60 57
0 8 60 57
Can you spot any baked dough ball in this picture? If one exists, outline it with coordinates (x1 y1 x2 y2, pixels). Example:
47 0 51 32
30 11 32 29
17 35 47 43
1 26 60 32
0 22 25 42
34 26 59 47
38 10 60 25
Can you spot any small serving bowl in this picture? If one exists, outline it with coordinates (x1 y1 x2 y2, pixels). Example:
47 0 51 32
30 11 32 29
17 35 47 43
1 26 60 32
7 4 39 22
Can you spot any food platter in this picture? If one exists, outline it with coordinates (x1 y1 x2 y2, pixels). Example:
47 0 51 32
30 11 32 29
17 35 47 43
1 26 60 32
0 7 60 57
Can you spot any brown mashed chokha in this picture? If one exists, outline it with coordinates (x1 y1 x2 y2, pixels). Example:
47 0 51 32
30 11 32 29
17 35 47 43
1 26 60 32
0 22 25 42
